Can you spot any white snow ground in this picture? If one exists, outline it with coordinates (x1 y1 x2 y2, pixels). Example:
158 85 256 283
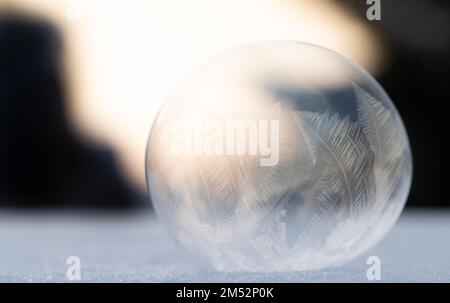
0 210 449 282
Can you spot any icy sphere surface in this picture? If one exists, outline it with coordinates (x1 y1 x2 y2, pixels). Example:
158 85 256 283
146 42 412 271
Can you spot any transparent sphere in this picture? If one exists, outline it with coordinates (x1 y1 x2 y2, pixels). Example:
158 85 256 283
146 42 412 271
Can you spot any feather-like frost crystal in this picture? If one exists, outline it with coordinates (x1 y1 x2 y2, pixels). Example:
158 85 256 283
146 42 412 271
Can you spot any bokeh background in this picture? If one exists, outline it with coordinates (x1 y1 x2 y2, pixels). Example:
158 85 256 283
0 0 447 209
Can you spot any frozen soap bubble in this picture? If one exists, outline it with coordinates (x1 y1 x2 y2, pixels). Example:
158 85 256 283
146 42 412 271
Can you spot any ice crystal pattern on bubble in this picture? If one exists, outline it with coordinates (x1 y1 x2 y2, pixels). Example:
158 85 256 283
149 85 407 271
147 43 411 272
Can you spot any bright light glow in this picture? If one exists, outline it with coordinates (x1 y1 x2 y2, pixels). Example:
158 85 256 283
1 0 383 189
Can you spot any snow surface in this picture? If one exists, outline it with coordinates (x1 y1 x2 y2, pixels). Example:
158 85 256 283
0 210 449 282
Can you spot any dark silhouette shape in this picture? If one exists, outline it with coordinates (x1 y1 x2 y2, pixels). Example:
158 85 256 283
0 12 140 208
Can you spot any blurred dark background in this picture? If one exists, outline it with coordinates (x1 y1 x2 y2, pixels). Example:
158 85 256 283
0 1 448 208
0 11 142 208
